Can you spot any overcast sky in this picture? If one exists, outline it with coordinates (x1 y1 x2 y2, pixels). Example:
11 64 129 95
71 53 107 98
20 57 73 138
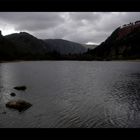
0 12 140 45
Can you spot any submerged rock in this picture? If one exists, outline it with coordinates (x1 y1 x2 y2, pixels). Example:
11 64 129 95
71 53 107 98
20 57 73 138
10 93 16 97
14 86 27 91
6 100 32 112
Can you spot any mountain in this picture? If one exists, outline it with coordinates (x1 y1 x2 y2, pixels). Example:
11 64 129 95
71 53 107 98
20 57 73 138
44 39 87 55
0 31 88 61
5 32 48 59
87 20 140 60
1 20 140 61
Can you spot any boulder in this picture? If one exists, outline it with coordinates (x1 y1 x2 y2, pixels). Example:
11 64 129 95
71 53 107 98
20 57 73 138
6 100 32 112
14 86 27 91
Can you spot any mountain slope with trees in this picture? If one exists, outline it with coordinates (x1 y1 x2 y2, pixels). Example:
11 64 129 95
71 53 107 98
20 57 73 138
44 39 87 55
0 31 87 61
86 20 140 60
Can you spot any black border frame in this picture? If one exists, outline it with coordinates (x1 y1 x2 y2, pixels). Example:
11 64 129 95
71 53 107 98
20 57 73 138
0 0 140 11
0 0 140 137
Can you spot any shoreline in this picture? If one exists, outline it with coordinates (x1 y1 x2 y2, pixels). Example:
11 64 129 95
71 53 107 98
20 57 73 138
1 59 140 63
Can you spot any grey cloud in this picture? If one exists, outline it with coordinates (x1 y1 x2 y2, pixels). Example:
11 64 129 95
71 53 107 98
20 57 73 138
0 12 65 31
68 12 101 22
0 12 140 44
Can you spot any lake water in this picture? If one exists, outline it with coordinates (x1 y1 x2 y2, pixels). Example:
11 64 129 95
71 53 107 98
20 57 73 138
0 61 140 128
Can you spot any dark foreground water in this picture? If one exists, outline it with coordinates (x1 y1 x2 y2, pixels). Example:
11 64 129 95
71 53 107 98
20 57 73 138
0 61 140 128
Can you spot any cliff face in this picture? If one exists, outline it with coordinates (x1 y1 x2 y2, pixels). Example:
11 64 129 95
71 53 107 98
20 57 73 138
88 21 140 60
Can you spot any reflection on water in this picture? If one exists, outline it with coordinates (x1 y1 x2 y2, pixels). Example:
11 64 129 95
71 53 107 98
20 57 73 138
0 61 140 128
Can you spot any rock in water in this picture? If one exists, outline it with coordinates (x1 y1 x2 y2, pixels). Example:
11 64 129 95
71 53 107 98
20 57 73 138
10 93 16 97
14 86 26 91
6 100 32 112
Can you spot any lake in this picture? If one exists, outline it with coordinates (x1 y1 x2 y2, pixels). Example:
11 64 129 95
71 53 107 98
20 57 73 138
0 61 140 128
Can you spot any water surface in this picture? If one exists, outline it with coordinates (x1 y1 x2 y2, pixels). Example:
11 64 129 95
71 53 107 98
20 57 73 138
0 61 140 128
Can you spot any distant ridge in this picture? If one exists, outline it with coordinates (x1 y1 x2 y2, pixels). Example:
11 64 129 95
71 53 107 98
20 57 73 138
44 39 87 55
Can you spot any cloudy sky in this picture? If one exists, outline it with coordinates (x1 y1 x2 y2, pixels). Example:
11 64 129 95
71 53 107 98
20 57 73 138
0 12 140 45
